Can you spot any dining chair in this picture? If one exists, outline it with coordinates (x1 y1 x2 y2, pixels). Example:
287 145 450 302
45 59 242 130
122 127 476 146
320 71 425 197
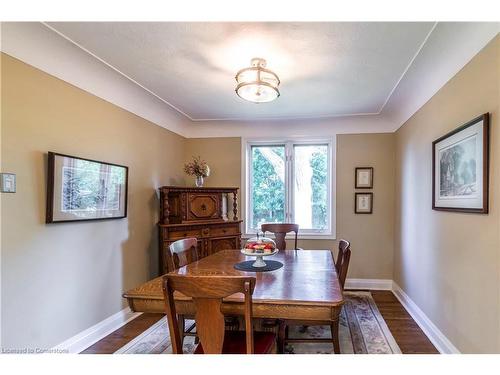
163 274 277 354
168 238 199 344
169 237 199 270
260 223 302 250
335 239 351 289
259 223 303 334
278 239 352 354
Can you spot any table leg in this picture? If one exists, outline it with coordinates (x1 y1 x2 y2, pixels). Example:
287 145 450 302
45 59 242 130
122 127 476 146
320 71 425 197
330 319 340 354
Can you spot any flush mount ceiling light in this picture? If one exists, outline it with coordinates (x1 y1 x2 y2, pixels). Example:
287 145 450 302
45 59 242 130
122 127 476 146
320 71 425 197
235 58 280 103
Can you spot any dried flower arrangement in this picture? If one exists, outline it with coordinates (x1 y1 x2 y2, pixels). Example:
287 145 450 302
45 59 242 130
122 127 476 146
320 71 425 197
184 156 210 178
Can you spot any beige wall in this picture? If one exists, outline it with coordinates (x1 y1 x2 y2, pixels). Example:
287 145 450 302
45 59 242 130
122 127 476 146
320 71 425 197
184 137 242 218
0 54 185 349
186 134 395 279
394 36 500 353
334 134 395 279
184 138 242 188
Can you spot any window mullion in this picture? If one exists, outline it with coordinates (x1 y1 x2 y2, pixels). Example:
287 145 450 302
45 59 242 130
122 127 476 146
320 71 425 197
285 142 293 223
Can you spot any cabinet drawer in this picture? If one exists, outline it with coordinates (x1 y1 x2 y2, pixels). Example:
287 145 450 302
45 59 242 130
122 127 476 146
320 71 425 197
209 226 239 237
168 228 202 240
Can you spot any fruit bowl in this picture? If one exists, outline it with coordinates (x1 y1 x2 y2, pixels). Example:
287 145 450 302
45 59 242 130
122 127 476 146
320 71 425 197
241 234 278 267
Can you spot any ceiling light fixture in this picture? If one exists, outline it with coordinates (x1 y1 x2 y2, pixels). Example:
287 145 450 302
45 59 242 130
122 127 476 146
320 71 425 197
235 58 280 103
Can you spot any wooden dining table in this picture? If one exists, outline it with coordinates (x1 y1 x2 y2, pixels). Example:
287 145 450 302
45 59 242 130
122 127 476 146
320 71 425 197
123 249 344 352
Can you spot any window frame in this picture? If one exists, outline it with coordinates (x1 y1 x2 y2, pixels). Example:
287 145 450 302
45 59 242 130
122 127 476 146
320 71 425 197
241 137 336 240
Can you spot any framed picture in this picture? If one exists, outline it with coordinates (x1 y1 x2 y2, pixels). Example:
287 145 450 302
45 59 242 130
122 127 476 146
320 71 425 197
355 167 373 189
46 152 128 223
355 192 373 214
432 113 489 213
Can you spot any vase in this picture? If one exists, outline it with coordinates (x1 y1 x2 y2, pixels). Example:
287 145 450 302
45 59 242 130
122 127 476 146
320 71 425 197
195 175 204 187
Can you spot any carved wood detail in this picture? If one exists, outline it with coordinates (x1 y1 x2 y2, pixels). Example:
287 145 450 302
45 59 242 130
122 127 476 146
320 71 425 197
158 186 241 275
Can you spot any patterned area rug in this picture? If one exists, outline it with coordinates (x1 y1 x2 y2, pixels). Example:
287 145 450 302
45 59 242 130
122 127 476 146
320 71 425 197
114 291 401 354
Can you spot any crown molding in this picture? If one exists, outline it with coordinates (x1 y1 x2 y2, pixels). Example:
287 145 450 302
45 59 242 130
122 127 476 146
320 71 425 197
0 22 190 137
1 22 498 139
183 113 395 138
384 23 499 131
43 22 437 123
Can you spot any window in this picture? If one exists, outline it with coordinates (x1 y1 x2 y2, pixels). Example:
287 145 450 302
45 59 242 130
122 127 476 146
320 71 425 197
244 139 335 238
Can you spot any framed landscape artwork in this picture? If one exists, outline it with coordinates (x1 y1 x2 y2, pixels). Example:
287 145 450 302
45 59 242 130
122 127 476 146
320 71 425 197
355 192 373 214
46 152 128 223
432 113 489 213
355 167 373 189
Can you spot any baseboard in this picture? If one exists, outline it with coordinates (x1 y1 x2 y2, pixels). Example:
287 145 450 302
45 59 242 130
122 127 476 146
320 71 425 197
50 280 459 354
52 307 142 354
392 282 460 354
345 278 393 290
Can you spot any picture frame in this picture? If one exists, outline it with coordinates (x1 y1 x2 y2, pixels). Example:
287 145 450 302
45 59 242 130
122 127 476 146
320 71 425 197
355 167 373 189
355 192 373 214
432 113 489 214
46 152 128 223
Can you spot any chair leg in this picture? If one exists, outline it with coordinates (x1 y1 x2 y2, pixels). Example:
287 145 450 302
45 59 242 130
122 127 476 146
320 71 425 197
177 314 185 346
277 320 286 354
330 320 340 354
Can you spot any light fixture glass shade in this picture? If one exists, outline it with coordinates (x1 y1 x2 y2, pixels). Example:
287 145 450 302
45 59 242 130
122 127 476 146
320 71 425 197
235 58 280 103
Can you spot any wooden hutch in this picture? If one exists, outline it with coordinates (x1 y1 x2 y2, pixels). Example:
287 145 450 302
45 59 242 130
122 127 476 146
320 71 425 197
158 186 242 274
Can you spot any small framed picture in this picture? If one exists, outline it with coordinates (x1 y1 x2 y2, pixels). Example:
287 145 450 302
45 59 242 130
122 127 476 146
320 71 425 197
355 193 373 214
46 152 128 223
355 167 373 189
432 113 489 213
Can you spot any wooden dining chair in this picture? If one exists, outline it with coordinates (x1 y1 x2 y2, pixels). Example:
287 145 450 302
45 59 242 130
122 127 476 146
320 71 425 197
278 239 352 354
163 274 277 354
335 239 351 289
169 237 199 270
168 238 199 343
261 223 301 250
168 238 241 344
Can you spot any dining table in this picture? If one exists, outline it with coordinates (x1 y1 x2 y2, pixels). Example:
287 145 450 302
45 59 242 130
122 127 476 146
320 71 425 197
122 249 344 352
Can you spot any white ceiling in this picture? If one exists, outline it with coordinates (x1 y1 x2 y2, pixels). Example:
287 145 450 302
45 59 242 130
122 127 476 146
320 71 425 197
46 22 435 121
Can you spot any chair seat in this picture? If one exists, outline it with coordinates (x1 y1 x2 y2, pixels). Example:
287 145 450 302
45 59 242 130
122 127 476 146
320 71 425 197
194 331 276 354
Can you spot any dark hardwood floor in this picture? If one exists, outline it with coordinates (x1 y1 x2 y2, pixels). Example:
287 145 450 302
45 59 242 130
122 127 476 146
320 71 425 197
82 313 164 354
370 291 438 354
82 290 438 354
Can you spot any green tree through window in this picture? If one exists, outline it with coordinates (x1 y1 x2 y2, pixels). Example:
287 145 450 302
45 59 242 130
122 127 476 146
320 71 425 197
249 143 330 233
251 146 285 228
